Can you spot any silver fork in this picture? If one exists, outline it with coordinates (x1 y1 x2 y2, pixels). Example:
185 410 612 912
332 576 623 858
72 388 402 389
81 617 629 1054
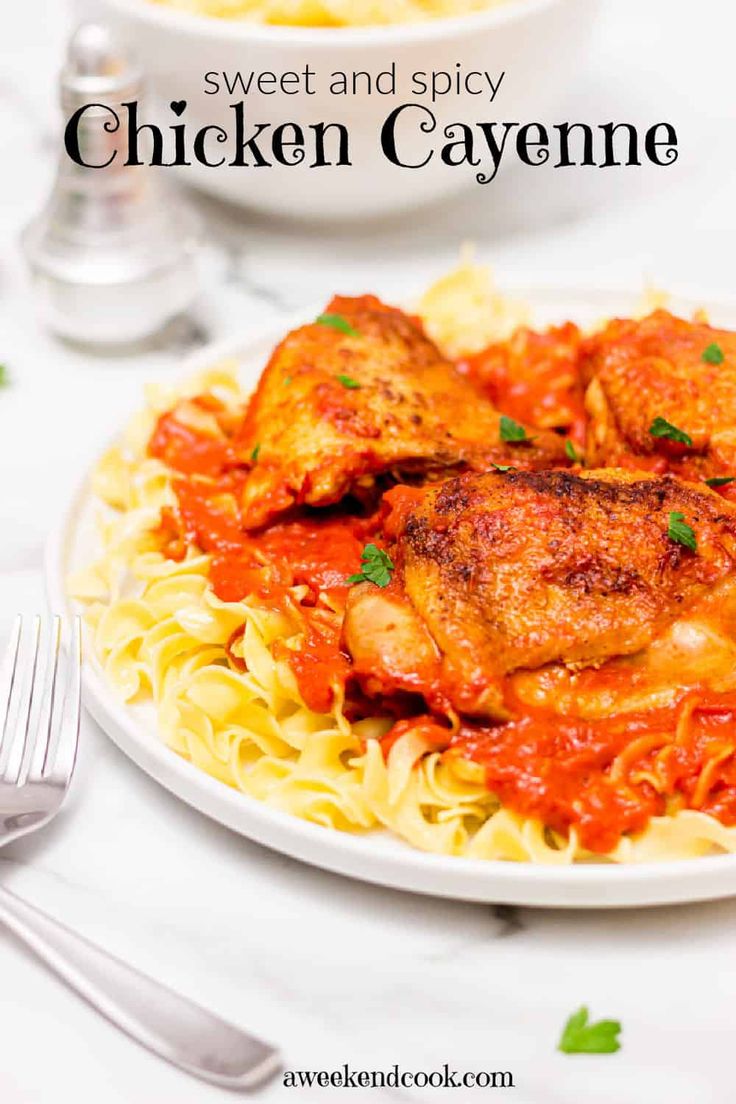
0 617 280 1091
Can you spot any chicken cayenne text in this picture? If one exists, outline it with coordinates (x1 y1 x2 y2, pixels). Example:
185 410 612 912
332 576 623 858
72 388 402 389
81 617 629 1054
64 100 678 185
72 279 736 863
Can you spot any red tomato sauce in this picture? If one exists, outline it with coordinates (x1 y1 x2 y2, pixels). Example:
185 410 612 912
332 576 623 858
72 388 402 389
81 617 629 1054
457 323 586 444
149 402 381 713
450 709 667 854
382 692 736 853
149 407 239 476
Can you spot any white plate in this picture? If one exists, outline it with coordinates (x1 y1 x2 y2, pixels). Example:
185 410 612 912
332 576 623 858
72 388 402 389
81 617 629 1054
45 286 736 908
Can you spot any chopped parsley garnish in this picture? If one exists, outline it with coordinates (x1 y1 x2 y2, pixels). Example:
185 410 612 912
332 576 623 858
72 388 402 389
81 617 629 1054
347 543 394 588
565 439 582 463
668 511 697 551
558 1006 621 1055
702 342 724 365
499 415 528 443
705 476 735 488
0 364 8 387
648 416 693 447
250 443 261 463
284 375 292 386
336 374 361 390
491 463 516 472
316 313 360 337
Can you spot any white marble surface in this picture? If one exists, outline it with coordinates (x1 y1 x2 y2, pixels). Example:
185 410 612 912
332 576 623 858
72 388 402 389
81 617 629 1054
3 2 736 1101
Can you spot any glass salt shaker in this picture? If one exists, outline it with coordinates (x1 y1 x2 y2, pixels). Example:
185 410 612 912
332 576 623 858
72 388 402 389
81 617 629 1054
22 22 200 346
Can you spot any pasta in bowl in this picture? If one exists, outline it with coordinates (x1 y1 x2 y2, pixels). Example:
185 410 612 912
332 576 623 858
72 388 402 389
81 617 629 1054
147 0 513 27
68 266 736 879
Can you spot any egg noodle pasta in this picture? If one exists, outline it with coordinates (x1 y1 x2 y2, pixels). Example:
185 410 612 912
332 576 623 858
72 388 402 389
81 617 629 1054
69 274 736 866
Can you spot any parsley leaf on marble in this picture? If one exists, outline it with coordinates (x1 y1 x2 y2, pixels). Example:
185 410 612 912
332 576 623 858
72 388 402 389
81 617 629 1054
558 1006 622 1055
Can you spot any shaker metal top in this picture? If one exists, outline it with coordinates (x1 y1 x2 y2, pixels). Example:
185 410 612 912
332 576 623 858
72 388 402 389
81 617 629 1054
63 22 142 98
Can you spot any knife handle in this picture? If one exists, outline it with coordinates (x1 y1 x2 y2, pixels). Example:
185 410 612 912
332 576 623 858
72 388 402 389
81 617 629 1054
0 883 280 1089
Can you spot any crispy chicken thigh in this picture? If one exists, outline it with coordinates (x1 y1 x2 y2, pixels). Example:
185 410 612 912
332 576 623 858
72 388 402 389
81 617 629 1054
235 295 567 528
343 469 736 719
582 310 736 481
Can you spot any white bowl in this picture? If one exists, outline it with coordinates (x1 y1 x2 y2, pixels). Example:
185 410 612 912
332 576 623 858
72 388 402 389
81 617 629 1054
81 0 599 219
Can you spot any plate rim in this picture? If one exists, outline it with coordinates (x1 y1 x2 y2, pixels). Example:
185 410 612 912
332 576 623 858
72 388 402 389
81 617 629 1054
45 285 736 908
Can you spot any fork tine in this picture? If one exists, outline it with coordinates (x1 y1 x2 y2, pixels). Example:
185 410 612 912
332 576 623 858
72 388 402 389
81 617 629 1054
2 617 41 783
46 617 81 787
26 617 62 783
0 616 22 757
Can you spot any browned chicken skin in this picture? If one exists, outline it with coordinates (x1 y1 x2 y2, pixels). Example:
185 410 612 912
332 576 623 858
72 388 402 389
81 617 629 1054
344 469 736 719
235 295 567 529
582 310 736 482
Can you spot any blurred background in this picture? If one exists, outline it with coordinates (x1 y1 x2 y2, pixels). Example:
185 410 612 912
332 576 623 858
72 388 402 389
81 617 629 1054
5 2 736 296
